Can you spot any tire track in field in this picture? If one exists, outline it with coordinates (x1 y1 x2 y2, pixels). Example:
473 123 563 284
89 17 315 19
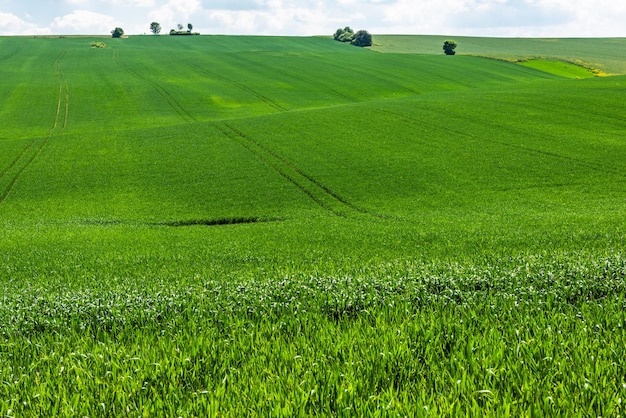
0 141 36 181
189 63 287 112
113 51 197 123
381 107 626 180
0 51 70 205
0 40 25 62
228 55 357 103
217 122 379 218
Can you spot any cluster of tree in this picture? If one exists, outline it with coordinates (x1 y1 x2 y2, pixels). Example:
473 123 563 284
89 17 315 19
333 27 372 47
169 23 199 36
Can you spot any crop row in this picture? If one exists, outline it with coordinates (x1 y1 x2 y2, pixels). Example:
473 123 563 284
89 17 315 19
2 253 624 336
1 253 625 416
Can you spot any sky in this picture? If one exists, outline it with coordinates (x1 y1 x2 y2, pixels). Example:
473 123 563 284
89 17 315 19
0 0 624 38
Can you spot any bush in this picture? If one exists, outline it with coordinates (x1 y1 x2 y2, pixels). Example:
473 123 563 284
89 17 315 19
333 27 354 43
169 30 200 36
352 30 372 47
89 41 107 49
443 40 457 55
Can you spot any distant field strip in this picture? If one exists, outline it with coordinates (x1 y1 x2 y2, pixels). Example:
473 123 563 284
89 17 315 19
217 122 369 217
113 50 197 123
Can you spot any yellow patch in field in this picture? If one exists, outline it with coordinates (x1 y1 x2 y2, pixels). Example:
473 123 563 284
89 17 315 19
211 95 241 108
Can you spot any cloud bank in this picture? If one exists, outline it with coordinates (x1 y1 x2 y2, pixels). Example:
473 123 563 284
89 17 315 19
0 0 624 37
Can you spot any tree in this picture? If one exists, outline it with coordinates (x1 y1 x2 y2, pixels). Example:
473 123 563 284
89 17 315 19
111 27 124 38
177 23 184 31
443 40 457 55
187 23 193 33
351 30 372 47
150 22 161 35
333 26 354 43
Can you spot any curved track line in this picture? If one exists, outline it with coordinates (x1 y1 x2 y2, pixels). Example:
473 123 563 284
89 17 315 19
224 123 384 217
0 51 69 205
0 40 25 62
0 141 35 181
0 139 49 205
113 52 196 123
190 63 287 112
218 123 385 218
216 123 341 216
382 107 626 179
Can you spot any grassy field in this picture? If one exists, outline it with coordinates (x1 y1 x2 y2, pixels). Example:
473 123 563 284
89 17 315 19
370 35 626 75
1 35 625 416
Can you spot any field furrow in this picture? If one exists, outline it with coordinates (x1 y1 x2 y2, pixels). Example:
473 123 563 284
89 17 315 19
113 50 197 123
217 122 350 216
0 51 72 205
0 139 47 205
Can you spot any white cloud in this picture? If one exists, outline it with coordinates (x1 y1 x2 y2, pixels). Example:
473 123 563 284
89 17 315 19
0 12 51 35
51 10 119 34
148 0 202 30
0 0 624 36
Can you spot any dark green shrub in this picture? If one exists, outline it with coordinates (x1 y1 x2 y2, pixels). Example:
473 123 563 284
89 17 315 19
111 27 124 38
443 40 457 55
352 30 372 47
333 27 354 43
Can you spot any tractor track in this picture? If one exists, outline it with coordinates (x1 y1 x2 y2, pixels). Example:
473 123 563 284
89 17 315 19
190 63 287 112
113 50 197 123
216 123 341 216
0 51 70 205
217 122 382 218
0 40 25 62
381 107 626 180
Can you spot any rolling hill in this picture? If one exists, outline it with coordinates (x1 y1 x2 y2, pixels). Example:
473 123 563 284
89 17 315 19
0 35 625 415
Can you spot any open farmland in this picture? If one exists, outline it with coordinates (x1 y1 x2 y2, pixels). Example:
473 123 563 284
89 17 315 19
1 35 625 416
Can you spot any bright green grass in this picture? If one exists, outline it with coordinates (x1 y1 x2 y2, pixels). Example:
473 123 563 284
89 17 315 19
519 59 596 78
1 35 625 416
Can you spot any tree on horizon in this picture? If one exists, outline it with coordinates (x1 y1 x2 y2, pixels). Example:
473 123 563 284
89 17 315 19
443 40 457 55
150 22 161 35
111 27 124 38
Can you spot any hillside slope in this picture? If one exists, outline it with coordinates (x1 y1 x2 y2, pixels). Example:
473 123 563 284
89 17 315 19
371 35 626 75
1 35 625 416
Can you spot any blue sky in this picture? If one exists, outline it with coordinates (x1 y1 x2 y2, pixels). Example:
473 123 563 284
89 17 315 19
1 0 624 37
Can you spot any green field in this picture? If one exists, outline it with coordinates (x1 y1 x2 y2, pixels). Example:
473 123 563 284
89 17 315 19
1 35 625 416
